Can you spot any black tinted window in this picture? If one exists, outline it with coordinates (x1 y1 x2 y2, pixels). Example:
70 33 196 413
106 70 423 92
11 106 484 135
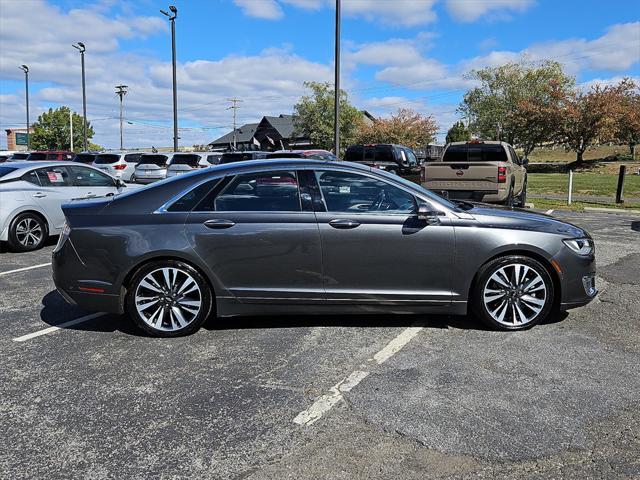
22 170 40 185
139 155 168 166
10 153 29 160
443 144 508 162
206 155 221 165
344 146 363 162
35 166 71 186
167 179 220 212
68 166 114 187
28 153 47 161
315 170 415 214
213 171 301 212
94 154 120 164
124 153 142 164
170 154 201 167
375 146 394 163
74 154 95 164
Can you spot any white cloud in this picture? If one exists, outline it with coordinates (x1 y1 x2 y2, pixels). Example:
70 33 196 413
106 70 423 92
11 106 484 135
233 0 283 20
445 0 535 22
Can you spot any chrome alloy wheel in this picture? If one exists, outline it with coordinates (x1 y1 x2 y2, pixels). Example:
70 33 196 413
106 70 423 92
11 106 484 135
134 267 202 332
482 263 547 327
15 218 43 247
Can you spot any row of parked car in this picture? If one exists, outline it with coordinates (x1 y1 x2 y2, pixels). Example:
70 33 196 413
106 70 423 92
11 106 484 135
1 149 340 185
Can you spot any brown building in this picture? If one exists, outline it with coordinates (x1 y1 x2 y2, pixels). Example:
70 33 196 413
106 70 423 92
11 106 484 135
5 128 33 151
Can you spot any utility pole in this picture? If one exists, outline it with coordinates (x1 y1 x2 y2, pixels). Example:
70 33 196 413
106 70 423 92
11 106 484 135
69 109 74 151
115 85 128 150
161 6 179 151
72 42 87 151
19 65 29 149
227 98 243 150
334 0 341 157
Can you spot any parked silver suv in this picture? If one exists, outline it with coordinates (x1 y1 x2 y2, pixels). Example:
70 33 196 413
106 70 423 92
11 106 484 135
133 153 171 184
93 152 142 182
166 153 222 178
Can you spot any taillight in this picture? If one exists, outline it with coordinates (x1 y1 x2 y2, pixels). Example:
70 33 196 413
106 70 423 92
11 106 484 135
114 164 127 170
498 166 507 183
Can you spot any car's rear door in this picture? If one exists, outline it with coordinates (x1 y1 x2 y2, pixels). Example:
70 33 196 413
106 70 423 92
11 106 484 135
309 168 455 308
67 165 119 199
185 169 324 303
31 166 74 231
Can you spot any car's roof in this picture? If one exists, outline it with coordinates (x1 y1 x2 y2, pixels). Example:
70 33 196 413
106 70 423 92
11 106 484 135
0 161 99 179
448 141 507 146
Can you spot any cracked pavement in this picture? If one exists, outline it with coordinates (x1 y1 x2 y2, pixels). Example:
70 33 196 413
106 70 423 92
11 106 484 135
1 210 639 479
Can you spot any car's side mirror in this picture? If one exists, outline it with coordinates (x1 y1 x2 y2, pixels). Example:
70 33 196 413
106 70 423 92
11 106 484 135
522 158 529 166
417 202 440 223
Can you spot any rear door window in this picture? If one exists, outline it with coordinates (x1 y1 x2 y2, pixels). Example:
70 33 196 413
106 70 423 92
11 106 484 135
139 155 168 166
344 146 363 162
375 146 394 163
35 166 71 186
74 154 95 163
68 165 115 187
22 170 40 185
211 171 301 212
124 153 142 164
94 154 120 164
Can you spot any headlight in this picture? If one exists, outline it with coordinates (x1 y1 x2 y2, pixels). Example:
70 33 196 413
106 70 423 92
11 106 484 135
53 221 71 253
563 238 594 256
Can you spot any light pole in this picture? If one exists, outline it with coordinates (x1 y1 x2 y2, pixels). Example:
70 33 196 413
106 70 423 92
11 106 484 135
72 42 87 151
161 5 178 151
334 0 341 157
115 85 128 150
19 65 29 150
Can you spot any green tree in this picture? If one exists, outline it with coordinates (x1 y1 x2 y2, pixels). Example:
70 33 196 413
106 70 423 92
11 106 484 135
293 81 364 153
460 60 574 156
355 108 438 149
30 106 95 151
445 121 471 143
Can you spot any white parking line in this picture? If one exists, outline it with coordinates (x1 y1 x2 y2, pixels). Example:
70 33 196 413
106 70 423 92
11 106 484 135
293 324 424 426
12 313 106 342
0 262 52 276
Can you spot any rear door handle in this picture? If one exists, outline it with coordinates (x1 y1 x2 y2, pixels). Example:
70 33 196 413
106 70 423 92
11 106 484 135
204 219 236 229
329 219 361 229
33 192 47 198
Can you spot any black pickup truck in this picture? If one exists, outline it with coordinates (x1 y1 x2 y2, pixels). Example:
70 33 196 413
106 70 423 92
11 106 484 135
344 144 419 175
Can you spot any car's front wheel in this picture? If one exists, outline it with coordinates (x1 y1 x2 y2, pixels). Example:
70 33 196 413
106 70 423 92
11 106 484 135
8 212 48 252
473 255 555 330
126 260 213 337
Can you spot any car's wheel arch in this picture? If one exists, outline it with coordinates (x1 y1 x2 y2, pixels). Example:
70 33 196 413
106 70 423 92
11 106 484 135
465 248 561 314
121 254 219 305
8 208 51 238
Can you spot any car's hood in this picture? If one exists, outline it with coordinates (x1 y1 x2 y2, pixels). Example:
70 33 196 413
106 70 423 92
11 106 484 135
468 205 587 237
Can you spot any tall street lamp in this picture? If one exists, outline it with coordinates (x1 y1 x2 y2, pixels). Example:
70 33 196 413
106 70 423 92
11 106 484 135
115 85 128 150
334 0 341 157
19 65 30 150
161 5 179 151
72 42 88 151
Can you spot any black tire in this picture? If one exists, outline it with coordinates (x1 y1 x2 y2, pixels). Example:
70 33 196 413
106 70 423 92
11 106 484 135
130 174 136 183
7 212 48 252
126 259 213 337
388 169 397 175
472 255 555 331
515 180 528 207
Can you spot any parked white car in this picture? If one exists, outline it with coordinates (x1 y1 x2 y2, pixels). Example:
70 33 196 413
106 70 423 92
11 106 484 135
93 152 142 182
166 152 221 178
0 161 124 251
133 153 171 184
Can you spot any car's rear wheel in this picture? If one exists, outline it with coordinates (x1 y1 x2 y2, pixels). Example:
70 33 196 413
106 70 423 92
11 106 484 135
503 184 514 207
126 260 213 337
8 212 48 252
473 255 554 330
515 180 527 207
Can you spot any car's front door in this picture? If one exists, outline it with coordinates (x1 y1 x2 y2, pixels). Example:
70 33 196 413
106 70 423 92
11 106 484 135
310 169 455 308
185 170 324 303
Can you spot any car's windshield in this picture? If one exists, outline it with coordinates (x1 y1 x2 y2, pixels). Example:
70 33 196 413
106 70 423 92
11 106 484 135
0 166 18 177
139 155 168 166
443 145 508 162
170 154 201 167
94 154 121 164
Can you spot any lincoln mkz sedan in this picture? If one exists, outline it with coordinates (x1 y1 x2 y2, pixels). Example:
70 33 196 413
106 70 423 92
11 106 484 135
52 159 597 337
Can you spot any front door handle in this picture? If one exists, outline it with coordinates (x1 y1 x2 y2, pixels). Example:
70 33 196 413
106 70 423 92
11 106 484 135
204 219 236 229
33 192 47 198
329 219 361 229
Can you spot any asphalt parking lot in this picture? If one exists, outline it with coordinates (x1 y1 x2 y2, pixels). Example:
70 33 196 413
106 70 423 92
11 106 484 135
1 210 639 480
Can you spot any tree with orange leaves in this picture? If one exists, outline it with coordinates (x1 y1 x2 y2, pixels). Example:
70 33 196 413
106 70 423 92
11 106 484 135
355 108 438 150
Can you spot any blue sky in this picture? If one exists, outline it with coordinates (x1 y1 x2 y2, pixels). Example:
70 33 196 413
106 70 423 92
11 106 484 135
1 0 638 148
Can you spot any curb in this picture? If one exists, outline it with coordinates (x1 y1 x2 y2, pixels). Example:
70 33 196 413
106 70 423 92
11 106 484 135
584 207 640 214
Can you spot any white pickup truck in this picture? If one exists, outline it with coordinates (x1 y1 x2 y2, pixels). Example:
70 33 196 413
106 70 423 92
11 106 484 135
420 140 528 207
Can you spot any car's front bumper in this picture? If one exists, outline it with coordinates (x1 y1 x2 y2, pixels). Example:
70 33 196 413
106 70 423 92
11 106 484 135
552 246 597 310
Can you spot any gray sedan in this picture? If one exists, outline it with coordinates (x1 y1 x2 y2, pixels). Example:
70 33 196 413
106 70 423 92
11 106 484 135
52 159 597 337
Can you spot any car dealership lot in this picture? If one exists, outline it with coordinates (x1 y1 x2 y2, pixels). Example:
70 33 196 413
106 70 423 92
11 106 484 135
1 210 639 479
